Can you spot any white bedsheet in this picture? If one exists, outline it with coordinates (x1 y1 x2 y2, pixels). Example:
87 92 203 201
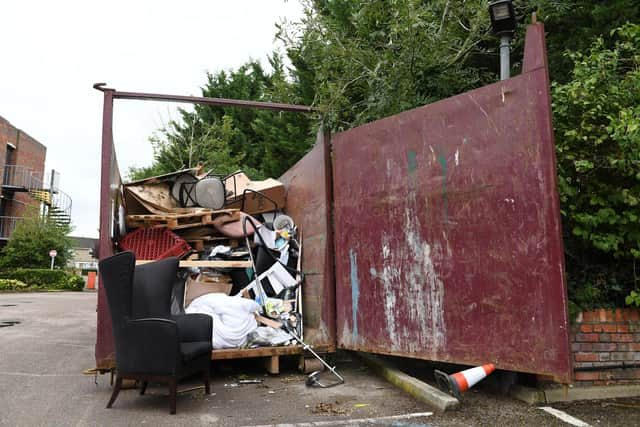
186 293 260 349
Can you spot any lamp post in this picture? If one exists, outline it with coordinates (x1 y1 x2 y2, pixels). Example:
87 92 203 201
488 0 517 80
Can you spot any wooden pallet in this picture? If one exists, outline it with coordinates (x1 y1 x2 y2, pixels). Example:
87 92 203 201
211 345 334 374
126 208 238 230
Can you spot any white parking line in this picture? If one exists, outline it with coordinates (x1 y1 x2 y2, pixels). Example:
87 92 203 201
244 411 434 427
539 406 591 427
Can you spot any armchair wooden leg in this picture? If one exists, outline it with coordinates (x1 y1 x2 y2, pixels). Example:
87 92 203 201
107 375 123 409
139 381 148 395
203 362 211 395
168 378 177 415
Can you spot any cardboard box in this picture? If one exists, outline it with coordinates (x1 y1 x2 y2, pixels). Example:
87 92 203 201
184 276 232 308
123 182 177 214
225 172 285 215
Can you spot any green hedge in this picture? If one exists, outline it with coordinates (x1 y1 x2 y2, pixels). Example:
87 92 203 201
0 269 84 291
0 279 29 291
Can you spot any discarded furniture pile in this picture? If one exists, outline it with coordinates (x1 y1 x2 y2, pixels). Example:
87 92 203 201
117 166 304 351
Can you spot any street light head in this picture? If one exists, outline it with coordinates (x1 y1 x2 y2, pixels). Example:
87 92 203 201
489 0 517 35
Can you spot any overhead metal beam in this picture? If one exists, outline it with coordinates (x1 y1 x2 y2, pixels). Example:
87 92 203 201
93 83 316 113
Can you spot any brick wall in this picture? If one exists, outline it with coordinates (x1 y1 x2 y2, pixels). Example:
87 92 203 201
0 115 47 225
0 115 15 186
571 308 640 385
11 128 46 218
13 128 46 180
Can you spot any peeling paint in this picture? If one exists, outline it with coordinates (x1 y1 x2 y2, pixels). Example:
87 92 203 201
349 249 360 341
402 207 446 353
455 149 459 166
467 93 501 135
387 159 395 179
504 198 516 211
442 230 453 259
374 201 447 353
378 235 400 349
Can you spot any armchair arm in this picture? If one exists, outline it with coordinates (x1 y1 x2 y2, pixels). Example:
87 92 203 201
172 313 213 343
116 318 179 375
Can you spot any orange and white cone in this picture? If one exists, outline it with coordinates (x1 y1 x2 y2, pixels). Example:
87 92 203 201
434 364 495 399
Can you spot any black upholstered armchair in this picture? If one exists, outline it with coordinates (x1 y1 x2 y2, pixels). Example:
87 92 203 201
99 251 212 414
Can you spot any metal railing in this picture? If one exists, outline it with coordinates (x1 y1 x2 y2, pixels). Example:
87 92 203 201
51 189 72 219
1 165 73 227
2 165 44 191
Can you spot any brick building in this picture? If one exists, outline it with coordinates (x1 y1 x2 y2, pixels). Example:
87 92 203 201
0 114 71 242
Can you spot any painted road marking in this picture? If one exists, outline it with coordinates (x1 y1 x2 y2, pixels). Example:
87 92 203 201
539 407 591 427
244 411 433 427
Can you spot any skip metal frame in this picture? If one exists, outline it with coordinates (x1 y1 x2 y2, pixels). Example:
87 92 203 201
94 82 317 261
94 83 342 382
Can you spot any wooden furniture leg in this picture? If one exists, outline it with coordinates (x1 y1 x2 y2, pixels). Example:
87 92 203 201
168 378 177 415
107 375 123 408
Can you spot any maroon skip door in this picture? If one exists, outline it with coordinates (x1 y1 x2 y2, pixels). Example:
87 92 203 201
331 22 572 383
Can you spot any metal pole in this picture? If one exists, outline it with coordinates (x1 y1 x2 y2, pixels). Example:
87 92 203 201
50 257 54 270
500 35 511 80
93 83 316 113
98 88 114 261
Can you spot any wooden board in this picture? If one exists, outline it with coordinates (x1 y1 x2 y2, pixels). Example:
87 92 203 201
135 260 252 268
211 344 334 360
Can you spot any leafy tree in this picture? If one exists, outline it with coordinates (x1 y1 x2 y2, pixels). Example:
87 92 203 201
128 116 250 180
128 56 315 181
552 23 640 308
530 0 640 83
280 0 493 129
0 206 74 269
278 0 640 130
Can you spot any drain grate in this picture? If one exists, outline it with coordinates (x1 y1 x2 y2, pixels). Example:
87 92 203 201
0 320 21 328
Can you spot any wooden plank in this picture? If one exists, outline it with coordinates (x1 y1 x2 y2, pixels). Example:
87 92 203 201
212 346 303 360
135 260 252 268
211 344 334 360
128 208 237 220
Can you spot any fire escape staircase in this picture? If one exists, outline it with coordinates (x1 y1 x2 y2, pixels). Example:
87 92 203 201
29 188 72 226
1 165 72 227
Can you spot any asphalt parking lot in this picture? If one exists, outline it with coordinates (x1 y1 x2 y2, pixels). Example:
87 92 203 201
1 292 638 426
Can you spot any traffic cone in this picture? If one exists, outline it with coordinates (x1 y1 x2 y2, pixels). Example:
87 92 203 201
434 364 495 399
